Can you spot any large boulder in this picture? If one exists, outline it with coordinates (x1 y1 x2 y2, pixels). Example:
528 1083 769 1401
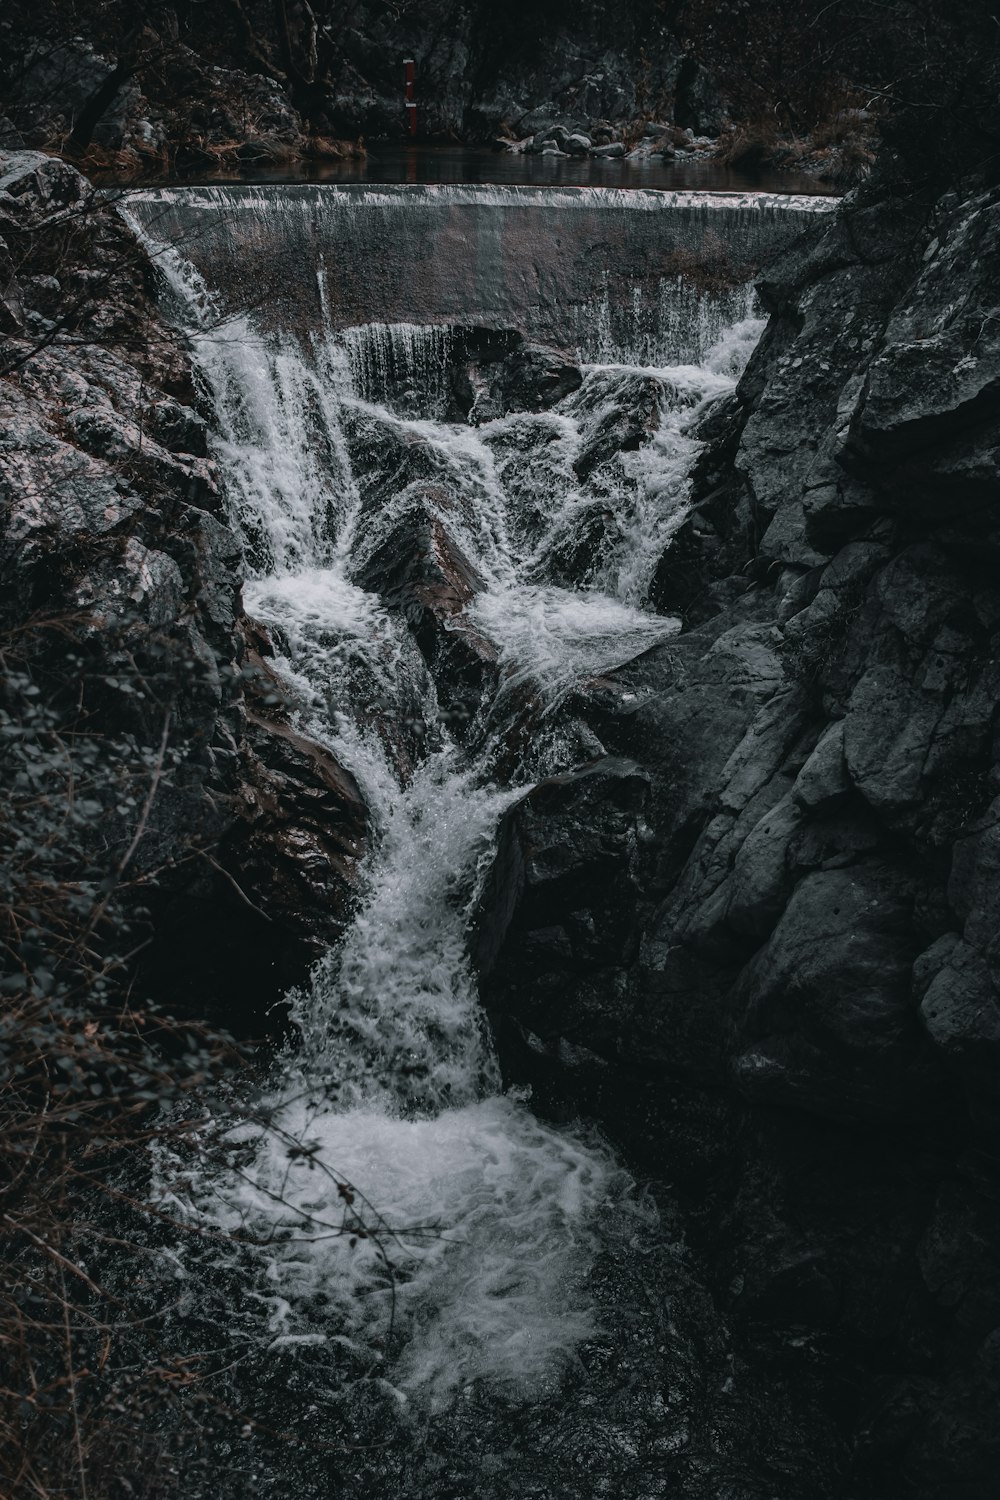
476 758 649 1055
471 341 582 422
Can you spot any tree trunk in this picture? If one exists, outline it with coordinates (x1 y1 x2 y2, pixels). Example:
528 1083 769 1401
66 22 146 157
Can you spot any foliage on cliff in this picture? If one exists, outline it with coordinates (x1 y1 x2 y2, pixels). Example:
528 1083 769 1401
676 0 1000 187
0 152 231 1497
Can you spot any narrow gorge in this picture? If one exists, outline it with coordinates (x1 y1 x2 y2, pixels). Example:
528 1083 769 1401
2 143 999 1499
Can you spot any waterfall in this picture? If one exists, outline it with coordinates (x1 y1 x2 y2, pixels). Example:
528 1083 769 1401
126 196 767 1431
125 182 834 358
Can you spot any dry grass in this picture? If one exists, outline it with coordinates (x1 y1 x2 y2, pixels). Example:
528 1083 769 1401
621 117 688 151
715 122 779 169
713 90 877 188
66 133 365 179
303 135 366 161
0 612 386 1497
75 143 170 180
819 138 877 187
0 617 254 1498
810 107 871 150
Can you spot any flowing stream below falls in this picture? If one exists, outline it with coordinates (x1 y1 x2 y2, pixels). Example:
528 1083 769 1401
121 201 827 1496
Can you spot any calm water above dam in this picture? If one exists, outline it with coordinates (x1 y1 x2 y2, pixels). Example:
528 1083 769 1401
108 142 838 198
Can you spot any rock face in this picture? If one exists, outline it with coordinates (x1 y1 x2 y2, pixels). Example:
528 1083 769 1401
322 0 691 141
0 27 364 172
0 151 366 1031
1 4 716 158
477 178 1000 1494
475 758 650 1054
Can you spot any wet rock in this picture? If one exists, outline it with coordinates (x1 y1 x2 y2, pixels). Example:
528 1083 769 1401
352 481 484 619
590 141 625 158
571 369 664 478
344 403 451 520
234 700 366 943
139 654 368 1032
476 758 649 1053
542 500 625 589
350 478 497 732
595 603 789 854
472 340 582 422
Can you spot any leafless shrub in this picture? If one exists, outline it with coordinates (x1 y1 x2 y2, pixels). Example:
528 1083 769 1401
715 121 779 169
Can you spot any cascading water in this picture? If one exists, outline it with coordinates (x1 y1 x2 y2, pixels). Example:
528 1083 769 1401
127 182 834 353
125 195 769 1484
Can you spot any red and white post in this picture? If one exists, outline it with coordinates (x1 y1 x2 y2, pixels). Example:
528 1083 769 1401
404 57 417 137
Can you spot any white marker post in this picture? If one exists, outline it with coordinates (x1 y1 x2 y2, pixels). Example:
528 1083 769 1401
404 58 416 137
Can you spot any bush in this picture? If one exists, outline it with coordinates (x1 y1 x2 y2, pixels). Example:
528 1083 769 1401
0 615 248 1497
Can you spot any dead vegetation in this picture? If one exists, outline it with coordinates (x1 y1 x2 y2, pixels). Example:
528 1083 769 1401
714 92 877 188
0 615 384 1498
73 132 364 182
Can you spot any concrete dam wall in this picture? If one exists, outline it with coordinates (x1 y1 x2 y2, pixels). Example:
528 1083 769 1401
127 184 837 365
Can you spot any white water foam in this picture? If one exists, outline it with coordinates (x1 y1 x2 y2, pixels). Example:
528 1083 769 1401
575 277 761 367
342 321 456 414
164 1095 636 1411
471 585 679 710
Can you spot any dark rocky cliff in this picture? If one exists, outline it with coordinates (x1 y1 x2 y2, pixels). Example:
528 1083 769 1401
476 178 1000 1493
322 0 692 142
0 150 366 1030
